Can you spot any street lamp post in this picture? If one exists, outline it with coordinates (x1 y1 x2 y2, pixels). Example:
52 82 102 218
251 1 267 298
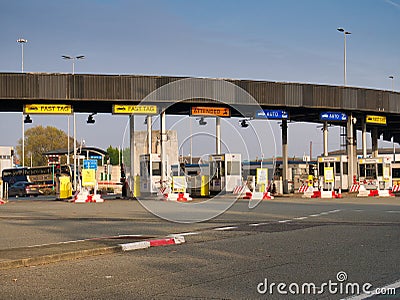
17 38 28 167
389 76 394 92
62 55 85 75
62 55 85 191
337 28 351 86
17 38 27 72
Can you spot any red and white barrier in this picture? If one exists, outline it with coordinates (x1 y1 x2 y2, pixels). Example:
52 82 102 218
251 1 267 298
73 190 104 203
120 235 185 251
298 185 308 193
357 186 395 197
242 191 274 200
349 184 361 193
391 185 400 192
165 192 192 202
0 199 6 205
233 185 246 194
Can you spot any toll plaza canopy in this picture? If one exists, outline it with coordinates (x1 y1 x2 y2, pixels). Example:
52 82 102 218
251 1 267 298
1 72 400 142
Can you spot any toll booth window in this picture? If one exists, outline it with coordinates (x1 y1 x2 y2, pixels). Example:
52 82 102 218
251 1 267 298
342 162 348 175
227 161 241 176
365 164 376 178
359 164 365 177
393 168 400 178
318 163 324 176
335 162 341 175
152 162 161 176
377 164 383 177
140 161 149 177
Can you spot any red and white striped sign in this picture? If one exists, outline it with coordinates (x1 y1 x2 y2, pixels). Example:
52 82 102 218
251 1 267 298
349 184 360 192
392 185 400 192
298 185 308 193
233 186 245 194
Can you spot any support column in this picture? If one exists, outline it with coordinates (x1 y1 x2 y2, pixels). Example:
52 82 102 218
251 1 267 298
147 116 152 154
216 117 221 154
346 114 356 188
281 120 289 194
160 111 167 183
362 118 367 158
323 122 328 156
371 128 379 158
129 115 135 196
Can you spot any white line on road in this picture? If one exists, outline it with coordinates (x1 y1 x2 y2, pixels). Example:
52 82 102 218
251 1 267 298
309 214 321 217
386 210 400 213
213 226 238 231
168 232 199 237
294 216 308 220
278 220 292 223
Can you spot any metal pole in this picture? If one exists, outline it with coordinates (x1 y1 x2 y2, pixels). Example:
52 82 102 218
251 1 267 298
362 118 367 158
323 122 328 156
344 33 347 86
282 120 289 194
147 116 152 154
160 111 167 183
21 42 24 72
73 113 77 191
216 117 221 154
190 117 193 163
22 114 24 167
129 115 135 196
67 116 70 165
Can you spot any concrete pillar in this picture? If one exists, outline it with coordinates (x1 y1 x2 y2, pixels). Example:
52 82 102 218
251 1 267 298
147 116 152 154
346 114 356 188
129 115 135 196
160 111 167 183
362 118 367 158
216 117 221 154
281 120 289 194
323 122 328 156
371 128 379 158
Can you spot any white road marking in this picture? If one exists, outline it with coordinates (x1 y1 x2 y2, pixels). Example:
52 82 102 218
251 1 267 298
309 214 321 217
294 216 308 220
213 226 238 231
386 210 400 213
168 232 199 237
278 220 292 223
249 223 268 227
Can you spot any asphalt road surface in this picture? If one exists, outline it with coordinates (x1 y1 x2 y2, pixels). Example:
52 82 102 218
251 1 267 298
0 196 399 300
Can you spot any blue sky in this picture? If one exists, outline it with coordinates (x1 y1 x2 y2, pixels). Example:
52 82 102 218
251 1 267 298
1 0 399 159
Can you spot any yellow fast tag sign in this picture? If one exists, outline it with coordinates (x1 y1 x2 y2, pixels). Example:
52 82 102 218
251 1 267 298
324 167 334 183
366 115 386 125
113 105 158 114
24 104 73 114
191 106 231 117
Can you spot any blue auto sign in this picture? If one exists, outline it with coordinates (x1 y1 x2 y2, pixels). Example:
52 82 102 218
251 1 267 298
319 112 348 122
255 110 289 119
83 159 98 170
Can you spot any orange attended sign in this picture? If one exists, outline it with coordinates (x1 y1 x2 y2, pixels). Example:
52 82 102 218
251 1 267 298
191 106 230 117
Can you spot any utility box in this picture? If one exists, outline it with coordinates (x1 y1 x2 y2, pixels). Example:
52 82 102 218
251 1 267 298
58 176 72 199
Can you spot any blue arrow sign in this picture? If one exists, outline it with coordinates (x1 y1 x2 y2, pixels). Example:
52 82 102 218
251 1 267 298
255 110 289 119
83 159 98 170
319 112 348 122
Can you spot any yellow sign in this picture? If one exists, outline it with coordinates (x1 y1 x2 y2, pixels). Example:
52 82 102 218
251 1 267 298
366 115 386 125
172 176 186 193
113 105 158 114
82 169 96 187
324 167 334 183
24 104 73 114
191 106 231 117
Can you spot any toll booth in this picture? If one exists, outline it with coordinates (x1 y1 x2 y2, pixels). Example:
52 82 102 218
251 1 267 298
140 154 162 194
208 153 241 193
171 163 210 197
317 155 349 190
358 157 391 190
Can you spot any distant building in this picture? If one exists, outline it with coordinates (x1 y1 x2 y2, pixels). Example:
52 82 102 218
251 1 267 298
0 146 15 178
